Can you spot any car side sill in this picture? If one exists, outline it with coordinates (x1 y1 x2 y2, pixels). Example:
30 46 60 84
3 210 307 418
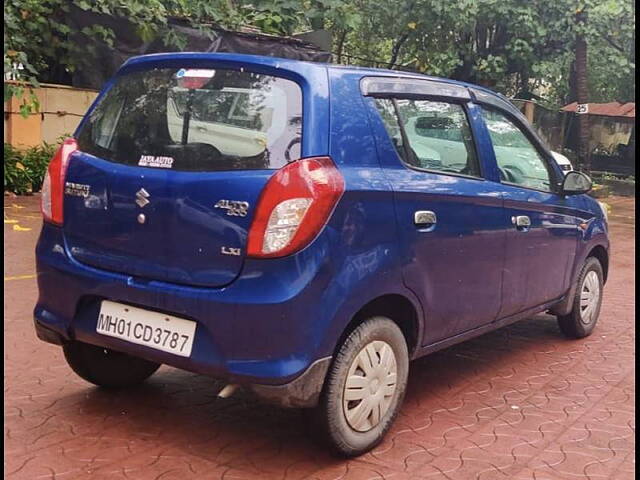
548 284 577 317
412 297 564 360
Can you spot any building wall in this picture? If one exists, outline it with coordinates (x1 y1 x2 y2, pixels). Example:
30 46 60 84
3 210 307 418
511 99 567 152
4 82 98 148
588 117 634 155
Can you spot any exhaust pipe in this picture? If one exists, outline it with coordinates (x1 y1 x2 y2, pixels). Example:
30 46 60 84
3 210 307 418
218 383 239 398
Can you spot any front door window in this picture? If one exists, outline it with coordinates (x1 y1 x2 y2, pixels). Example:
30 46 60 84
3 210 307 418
480 107 554 191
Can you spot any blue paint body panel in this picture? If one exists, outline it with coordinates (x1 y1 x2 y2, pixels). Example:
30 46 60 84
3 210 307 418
34 53 609 389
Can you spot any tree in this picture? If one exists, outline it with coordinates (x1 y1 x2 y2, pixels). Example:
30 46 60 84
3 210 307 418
4 0 635 113
333 0 634 106
4 0 248 113
585 0 635 102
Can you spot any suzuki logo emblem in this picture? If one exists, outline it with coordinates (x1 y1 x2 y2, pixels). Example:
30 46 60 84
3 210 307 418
135 188 150 208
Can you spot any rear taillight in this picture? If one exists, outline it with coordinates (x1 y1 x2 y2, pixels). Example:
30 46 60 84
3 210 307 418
41 138 78 225
247 156 345 258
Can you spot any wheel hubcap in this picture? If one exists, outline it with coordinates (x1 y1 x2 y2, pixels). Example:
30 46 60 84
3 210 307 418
580 270 600 324
343 340 397 432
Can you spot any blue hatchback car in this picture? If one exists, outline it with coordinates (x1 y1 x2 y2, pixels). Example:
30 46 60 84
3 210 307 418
34 53 609 456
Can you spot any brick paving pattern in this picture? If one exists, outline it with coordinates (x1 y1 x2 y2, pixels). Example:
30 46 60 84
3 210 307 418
4 195 635 479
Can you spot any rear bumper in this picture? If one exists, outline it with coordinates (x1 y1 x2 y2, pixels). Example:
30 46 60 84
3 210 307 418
34 222 334 406
34 315 330 407
34 317 66 345
249 356 331 408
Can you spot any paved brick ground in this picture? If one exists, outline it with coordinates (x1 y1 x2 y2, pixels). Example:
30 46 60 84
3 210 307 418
4 195 635 480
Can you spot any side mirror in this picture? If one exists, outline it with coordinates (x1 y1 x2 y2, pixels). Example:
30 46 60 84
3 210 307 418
562 171 592 195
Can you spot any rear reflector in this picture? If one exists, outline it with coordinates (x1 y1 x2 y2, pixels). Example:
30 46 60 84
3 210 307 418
247 156 345 258
41 138 78 225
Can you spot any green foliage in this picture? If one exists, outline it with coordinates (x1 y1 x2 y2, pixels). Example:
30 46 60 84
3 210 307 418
330 0 634 104
3 0 214 113
4 141 57 194
3 0 635 108
585 0 635 102
4 1 44 116
334 0 634 104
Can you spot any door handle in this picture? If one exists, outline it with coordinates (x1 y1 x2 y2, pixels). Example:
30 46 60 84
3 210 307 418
512 215 531 231
414 210 437 230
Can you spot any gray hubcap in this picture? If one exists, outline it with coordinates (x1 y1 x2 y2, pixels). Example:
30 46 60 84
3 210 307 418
343 340 397 432
580 270 601 324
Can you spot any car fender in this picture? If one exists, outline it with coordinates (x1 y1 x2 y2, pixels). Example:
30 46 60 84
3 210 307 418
313 260 425 362
549 216 609 316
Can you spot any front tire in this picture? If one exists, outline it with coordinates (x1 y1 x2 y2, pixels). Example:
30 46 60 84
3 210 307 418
557 257 604 338
315 316 409 457
63 341 161 388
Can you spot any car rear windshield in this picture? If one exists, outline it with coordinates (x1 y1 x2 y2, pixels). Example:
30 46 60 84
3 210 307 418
77 67 302 171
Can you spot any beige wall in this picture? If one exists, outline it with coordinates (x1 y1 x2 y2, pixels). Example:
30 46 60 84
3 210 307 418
4 82 98 148
588 117 634 155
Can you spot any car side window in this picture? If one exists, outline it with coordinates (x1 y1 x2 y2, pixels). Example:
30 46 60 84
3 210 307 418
373 99 407 161
374 98 481 177
480 107 554 191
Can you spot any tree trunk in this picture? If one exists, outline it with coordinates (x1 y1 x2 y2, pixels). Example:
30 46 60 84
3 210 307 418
567 59 578 103
336 30 347 64
575 10 591 172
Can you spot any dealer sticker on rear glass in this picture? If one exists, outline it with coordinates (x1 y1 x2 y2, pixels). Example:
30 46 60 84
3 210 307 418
175 68 216 79
138 155 174 169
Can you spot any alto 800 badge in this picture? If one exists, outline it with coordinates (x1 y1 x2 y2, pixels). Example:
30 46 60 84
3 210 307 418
214 199 249 217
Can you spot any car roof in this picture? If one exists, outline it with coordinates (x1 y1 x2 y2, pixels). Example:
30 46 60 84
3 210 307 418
121 52 506 103
116 52 554 163
326 63 492 93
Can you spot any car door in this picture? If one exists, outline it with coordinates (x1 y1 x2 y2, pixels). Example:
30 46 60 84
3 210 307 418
363 79 509 345
476 105 582 317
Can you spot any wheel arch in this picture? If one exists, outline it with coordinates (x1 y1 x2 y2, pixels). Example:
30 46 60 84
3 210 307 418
550 240 609 316
332 294 422 359
587 244 609 284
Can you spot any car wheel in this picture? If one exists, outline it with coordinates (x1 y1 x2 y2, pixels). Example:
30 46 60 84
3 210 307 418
557 256 604 339
315 316 409 457
63 341 161 388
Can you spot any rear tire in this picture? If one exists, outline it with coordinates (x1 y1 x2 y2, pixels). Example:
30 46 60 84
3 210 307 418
63 341 161 388
314 316 409 457
557 257 604 339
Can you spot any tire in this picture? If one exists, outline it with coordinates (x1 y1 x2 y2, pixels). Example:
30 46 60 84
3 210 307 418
557 257 604 339
63 341 161 388
314 316 409 457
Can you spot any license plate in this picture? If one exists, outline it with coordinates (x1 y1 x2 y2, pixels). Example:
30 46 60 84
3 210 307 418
96 301 196 357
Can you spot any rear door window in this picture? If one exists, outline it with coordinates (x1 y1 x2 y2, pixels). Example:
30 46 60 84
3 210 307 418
77 68 302 171
374 98 481 177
